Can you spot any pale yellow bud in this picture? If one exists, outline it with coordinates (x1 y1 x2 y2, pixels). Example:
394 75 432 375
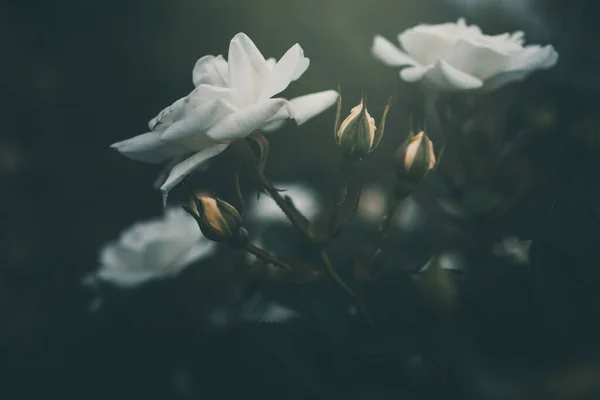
396 131 436 181
335 100 377 160
184 192 243 243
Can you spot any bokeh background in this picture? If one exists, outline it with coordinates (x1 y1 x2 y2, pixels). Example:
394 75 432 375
2 0 600 399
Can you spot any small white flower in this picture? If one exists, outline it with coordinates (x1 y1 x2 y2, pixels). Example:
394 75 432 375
357 184 388 222
372 18 558 91
88 208 216 287
112 33 338 201
247 183 321 223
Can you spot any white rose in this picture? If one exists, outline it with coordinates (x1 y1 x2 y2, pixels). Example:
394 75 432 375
111 33 338 201
372 18 558 91
89 208 216 287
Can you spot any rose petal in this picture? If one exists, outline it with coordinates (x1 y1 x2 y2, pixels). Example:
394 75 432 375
400 65 429 82
372 35 418 67
260 105 293 132
186 84 238 110
228 33 270 102
288 90 338 125
483 45 558 91
399 29 455 66
206 99 288 141
160 98 234 145
148 97 188 130
422 59 483 91
110 131 189 163
160 144 229 203
261 119 287 133
446 39 510 80
193 55 229 87
260 44 310 99
503 44 558 72
266 57 277 70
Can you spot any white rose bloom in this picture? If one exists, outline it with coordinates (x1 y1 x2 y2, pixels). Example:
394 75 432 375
247 183 321 222
89 208 216 287
372 18 558 91
112 33 338 201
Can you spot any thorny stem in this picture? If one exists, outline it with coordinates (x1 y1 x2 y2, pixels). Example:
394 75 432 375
245 242 292 271
260 176 312 237
320 250 376 327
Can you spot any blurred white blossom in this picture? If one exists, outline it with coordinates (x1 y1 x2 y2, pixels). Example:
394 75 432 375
111 33 337 202
357 184 388 222
87 208 216 287
372 18 558 91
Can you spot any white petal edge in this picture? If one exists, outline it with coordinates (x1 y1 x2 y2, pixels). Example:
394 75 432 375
227 33 270 101
148 97 187 130
288 90 338 125
206 99 288 141
372 35 418 67
110 131 189 163
260 43 309 99
160 144 229 205
192 55 229 87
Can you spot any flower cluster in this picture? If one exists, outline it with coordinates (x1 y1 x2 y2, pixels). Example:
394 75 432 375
91 21 558 331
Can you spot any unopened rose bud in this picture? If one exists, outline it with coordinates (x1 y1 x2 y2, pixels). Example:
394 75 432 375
396 131 436 181
335 94 390 162
184 192 244 244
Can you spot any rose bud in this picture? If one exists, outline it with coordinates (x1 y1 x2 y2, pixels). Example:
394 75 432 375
396 130 436 181
335 95 390 162
183 192 244 244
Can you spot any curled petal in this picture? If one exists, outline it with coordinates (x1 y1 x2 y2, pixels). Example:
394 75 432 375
400 65 429 82
110 131 189 163
288 90 338 125
421 60 483 91
193 55 229 87
372 35 418 67
260 44 310 99
160 144 229 204
206 99 289 141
